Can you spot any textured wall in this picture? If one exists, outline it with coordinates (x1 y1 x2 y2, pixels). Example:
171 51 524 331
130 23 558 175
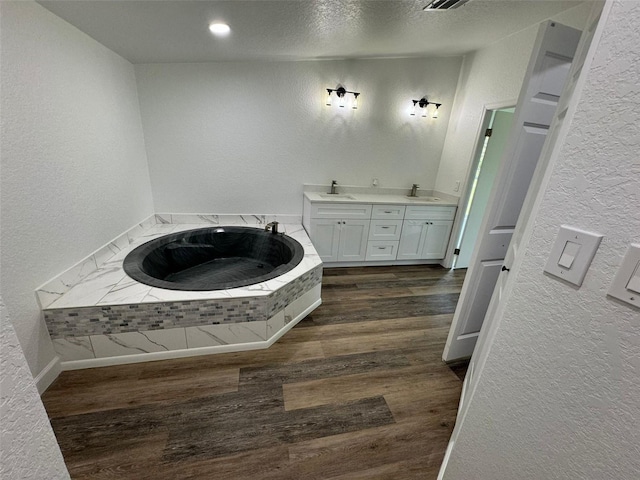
0 299 70 479
434 3 593 196
442 1 640 478
135 56 462 213
0 1 154 377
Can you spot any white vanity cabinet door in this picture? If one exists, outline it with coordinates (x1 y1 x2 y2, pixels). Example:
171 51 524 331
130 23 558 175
421 220 454 259
310 219 341 262
337 220 370 262
397 220 429 260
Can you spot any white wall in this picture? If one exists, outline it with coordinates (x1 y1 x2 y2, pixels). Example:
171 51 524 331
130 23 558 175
435 3 593 196
442 1 640 478
0 1 154 377
0 299 70 479
135 56 462 214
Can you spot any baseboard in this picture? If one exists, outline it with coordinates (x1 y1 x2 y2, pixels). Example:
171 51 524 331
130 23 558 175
34 355 62 394
323 259 443 268
60 299 322 371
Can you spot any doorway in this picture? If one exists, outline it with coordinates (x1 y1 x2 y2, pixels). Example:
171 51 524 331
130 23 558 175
453 107 515 269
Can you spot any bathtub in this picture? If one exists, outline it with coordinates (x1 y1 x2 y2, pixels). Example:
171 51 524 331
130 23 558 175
39 217 322 369
124 226 304 291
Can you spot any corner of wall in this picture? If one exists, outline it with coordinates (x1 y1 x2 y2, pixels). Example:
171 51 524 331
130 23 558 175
34 355 62 394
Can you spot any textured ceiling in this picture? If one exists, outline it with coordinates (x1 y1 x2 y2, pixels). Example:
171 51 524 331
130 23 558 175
38 0 584 64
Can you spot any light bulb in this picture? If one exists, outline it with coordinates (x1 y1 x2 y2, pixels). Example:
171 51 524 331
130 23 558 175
209 23 230 36
421 105 427 117
326 90 332 106
433 106 439 119
411 101 417 116
339 94 345 107
352 94 359 110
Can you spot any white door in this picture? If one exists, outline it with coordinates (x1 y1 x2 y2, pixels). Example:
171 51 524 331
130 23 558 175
310 219 340 262
467 6 604 393
443 20 582 362
422 220 454 259
439 5 606 478
397 220 428 260
455 110 515 268
337 219 369 262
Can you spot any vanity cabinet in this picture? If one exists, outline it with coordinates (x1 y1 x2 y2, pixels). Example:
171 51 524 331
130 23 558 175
397 206 456 260
308 204 372 262
304 197 456 265
397 220 454 260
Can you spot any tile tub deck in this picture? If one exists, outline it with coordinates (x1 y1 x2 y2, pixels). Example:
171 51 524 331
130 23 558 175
42 222 323 368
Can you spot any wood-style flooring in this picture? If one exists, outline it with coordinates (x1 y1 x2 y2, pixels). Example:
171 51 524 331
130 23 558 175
42 265 467 479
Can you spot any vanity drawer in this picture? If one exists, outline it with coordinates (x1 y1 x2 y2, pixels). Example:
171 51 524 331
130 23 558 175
311 203 372 219
371 205 406 220
404 206 456 220
368 220 403 241
366 241 399 261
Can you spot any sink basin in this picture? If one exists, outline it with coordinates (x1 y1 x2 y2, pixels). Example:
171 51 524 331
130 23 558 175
319 194 356 200
406 196 441 202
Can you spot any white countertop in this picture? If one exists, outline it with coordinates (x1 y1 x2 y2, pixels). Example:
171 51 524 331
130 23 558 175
304 191 458 207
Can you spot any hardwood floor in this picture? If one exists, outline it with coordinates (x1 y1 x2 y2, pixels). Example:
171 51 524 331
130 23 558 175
42 265 467 479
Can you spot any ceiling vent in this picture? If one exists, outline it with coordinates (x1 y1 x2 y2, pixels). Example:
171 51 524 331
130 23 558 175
423 0 471 10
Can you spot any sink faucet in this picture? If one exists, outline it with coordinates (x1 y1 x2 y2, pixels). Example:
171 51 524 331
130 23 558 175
265 221 279 234
329 180 338 195
409 183 420 197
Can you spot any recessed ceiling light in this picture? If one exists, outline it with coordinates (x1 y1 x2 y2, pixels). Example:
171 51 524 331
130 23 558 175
209 23 230 36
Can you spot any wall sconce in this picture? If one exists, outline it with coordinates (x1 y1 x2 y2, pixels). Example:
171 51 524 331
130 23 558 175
411 97 442 118
326 86 360 109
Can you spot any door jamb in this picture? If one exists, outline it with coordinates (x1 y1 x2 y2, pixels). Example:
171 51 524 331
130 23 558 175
440 99 518 269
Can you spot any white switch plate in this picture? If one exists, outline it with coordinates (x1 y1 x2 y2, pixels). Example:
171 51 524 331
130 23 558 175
543 225 603 287
607 243 640 309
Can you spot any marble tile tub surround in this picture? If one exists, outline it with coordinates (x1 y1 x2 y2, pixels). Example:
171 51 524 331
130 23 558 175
35 213 304 309
45 265 322 339
303 184 460 205
35 214 157 309
51 283 322 362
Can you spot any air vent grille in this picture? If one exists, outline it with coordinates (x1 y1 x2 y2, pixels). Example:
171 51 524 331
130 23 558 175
423 0 470 10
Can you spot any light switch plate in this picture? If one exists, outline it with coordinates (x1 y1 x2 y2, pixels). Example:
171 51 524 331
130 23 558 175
607 243 640 309
543 225 603 287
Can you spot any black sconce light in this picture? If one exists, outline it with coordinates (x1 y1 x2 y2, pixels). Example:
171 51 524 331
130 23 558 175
326 86 360 109
411 97 442 118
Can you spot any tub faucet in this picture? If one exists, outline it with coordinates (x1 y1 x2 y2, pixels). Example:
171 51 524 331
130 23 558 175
329 180 338 194
265 221 279 234
409 183 420 197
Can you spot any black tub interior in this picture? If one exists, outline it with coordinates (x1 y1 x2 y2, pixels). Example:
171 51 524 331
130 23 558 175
123 227 304 291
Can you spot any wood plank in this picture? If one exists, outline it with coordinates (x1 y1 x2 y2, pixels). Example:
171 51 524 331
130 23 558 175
280 314 453 345
283 364 456 411
284 420 452 480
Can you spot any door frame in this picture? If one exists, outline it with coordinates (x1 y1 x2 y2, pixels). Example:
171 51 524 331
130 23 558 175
441 99 517 269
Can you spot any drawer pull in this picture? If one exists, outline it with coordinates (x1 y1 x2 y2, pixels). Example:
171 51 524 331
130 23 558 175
381 226 390 229
377 247 386 250
384 210 393 213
